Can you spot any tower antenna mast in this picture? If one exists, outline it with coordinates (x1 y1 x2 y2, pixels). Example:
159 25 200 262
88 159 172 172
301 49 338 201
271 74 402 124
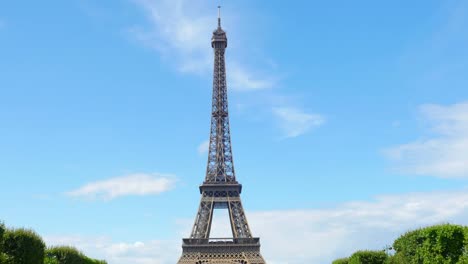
218 5 221 27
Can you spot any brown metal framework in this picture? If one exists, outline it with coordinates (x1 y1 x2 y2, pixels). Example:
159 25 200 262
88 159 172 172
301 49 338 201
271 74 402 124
177 8 266 264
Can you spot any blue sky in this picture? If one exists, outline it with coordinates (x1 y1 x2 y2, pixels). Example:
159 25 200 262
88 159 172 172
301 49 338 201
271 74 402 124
1 0 468 263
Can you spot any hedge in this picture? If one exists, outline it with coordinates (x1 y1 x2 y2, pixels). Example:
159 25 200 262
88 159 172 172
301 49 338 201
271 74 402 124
46 246 107 264
331 224 468 263
2 228 45 264
461 227 468 264
0 222 5 252
332 258 349 264
44 256 59 264
458 256 468 264
348 250 387 264
0 222 4 264
384 253 405 264
393 224 466 264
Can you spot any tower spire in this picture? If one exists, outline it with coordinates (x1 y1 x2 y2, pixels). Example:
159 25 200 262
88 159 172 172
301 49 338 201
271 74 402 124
218 5 221 28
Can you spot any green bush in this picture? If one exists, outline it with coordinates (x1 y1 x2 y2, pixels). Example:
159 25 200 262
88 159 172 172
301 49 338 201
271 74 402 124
393 224 466 264
460 227 468 264
458 255 468 264
0 222 5 248
0 222 106 264
46 246 107 264
0 222 5 261
2 228 45 264
348 250 387 264
46 246 84 264
385 253 406 264
332 257 349 264
0 223 5 264
392 227 421 264
44 256 60 264
465 227 468 253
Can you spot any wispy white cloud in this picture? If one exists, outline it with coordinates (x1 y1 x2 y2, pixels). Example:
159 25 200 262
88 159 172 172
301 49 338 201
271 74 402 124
385 101 468 178
228 63 276 91
272 107 325 138
67 173 177 200
130 1 323 137
197 139 209 154
251 189 468 264
48 189 468 264
130 0 277 90
129 0 212 74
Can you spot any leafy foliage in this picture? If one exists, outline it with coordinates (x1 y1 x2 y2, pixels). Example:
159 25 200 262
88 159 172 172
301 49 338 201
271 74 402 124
44 256 60 264
332 258 349 264
0 222 5 261
0 222 5 254
46 246 107 264
2 228 45 264
393 224 466 264
460 227 468 264
332 224 468 264
0 223 6 264
385 253 406 264
348 250 387 264
0 221 107 264
458 256 468 264
0 222 4 249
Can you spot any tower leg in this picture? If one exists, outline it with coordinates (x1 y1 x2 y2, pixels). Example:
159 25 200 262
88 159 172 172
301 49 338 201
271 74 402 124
190 199 214 239
228 200 252 238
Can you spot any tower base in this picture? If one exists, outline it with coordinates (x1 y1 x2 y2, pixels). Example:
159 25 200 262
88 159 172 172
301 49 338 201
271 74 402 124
177 238 266 264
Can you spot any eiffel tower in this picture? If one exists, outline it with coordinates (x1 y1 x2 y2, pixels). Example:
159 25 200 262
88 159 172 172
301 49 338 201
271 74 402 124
177 7 267 264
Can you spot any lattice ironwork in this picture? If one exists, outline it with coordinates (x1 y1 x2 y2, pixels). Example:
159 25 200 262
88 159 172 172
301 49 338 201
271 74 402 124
177 7 266 264
205 26 235 184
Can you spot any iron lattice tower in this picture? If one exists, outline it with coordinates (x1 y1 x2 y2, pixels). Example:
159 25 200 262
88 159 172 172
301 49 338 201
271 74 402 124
177 7 266 264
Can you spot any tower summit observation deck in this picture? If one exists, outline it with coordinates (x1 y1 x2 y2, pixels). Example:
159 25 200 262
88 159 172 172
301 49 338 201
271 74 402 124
176 7 267 264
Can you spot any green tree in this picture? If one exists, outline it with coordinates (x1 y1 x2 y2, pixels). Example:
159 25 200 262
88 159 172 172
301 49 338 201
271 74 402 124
393 224 465 264
458 256 468 264
46 246 107 264
44 256 60 264
332 257 349 264
2 228 45 264
348 250 388 264
0 222 6 264
0 222 4 248
459 227 468 264
385 253 406 264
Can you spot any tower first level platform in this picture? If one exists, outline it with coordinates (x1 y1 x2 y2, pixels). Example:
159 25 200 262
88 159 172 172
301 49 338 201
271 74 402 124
178 238 265 264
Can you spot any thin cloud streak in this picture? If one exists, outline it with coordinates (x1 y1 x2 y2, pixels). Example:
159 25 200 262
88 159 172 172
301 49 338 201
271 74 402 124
197 139 209 155
228 63 276 91
272 107 325 138
129 0 213 74
67 173 177 200
131 0 276 90
385 101 468 178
